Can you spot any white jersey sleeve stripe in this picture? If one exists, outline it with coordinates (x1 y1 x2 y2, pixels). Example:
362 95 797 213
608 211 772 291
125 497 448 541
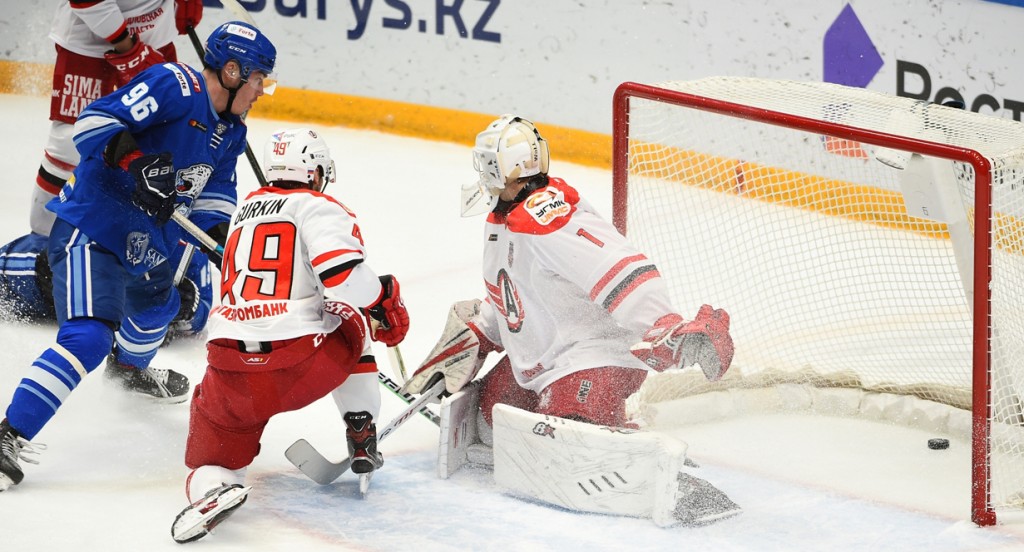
602 265 661 312
589 253 649 301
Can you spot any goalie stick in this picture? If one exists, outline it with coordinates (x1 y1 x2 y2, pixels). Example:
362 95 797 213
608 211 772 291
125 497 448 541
285 378 446 485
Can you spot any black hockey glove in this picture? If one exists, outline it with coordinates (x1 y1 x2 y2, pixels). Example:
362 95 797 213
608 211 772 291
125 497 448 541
128 152 177 225
172 277 200 330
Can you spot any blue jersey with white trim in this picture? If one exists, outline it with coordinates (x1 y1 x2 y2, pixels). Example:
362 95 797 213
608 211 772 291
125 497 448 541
52 61 246 275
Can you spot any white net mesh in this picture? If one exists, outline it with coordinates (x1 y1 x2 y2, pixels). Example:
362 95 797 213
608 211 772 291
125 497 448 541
619 77 1024 517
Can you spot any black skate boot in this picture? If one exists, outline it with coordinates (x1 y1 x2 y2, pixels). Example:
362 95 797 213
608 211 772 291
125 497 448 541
344 411 384 474
104 354 190 403
0 418 44 491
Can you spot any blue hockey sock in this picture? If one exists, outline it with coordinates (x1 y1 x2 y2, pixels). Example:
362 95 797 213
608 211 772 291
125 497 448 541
114 316 170 368
6 318 113 439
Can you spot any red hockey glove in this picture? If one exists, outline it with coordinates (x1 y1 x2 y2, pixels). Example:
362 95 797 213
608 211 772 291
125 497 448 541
104 34 165 87
364 275 410 347
175 0 204 35
630 305 735 381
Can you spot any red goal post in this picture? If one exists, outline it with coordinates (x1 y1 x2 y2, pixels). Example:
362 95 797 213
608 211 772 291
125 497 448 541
612 78 1024 526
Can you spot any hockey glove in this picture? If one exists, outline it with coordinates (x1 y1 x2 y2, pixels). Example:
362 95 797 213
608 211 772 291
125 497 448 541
104 34 166 87
324 301 367 344
128 152 177 225
171 277 200 332
630 305 735 381
402 299 500 395
363 275 409 347
174 0 204 35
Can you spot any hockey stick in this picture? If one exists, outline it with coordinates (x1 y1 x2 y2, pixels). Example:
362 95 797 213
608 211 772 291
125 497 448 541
171 211 224 266
378 370 440 425
218 0 260 27
387 345 409 383
285 378 446 485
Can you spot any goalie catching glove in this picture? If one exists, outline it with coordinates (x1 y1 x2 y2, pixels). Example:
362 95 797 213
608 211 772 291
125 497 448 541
362 275 409 347
402 299 501 395
630 304 734 381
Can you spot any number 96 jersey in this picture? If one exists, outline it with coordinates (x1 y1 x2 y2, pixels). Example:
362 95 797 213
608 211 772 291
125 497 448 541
207 187 385 342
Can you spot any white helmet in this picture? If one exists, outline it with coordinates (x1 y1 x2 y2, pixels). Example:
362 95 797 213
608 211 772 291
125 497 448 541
264 128 336 191
462 114 549 216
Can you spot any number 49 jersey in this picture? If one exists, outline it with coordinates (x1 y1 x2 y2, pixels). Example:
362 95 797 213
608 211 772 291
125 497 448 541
207 187 385 342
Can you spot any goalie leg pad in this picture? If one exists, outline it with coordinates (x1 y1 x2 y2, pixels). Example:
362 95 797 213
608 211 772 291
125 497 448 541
491 404 739 527
437 381 482 479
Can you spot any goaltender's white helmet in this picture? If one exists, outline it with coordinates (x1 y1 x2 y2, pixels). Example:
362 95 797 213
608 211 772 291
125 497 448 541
462 114 549 216
264 128 336 191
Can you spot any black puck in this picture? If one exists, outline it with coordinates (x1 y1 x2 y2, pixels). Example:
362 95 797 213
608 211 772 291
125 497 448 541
928 438 950 450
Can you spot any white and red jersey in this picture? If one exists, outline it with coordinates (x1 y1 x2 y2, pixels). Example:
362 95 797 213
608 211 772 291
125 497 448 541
471 177 676 392
207 187 385 342
50 0 177 58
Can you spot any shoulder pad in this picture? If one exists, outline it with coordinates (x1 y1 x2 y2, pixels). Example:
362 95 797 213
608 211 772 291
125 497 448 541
162 62 204 96
505 178 579 235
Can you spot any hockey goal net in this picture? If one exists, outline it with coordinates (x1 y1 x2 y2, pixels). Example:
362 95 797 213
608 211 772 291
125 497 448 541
614 77 1024 525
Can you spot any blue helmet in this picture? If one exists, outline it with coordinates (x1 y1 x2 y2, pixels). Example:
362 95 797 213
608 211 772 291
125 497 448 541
203 21 276 79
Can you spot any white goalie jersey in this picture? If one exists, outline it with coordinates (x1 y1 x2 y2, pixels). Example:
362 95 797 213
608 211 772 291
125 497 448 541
471 177 677 392
207 187 384 342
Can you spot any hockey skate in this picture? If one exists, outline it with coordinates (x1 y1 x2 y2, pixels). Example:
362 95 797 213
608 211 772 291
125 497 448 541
104 354 190 403
0 418 44 491
344 411 383 496
171 483 251 543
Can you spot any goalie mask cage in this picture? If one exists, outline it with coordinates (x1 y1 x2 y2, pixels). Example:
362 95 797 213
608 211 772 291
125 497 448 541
613 77 1024 526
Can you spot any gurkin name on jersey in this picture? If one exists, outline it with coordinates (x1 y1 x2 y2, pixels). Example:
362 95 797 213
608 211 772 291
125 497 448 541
233 198 287 224
59 75 102 118
213 302 289 321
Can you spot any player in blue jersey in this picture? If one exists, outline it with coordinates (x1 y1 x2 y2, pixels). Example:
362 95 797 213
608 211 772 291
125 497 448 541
0 232 213 341
0 21 277 492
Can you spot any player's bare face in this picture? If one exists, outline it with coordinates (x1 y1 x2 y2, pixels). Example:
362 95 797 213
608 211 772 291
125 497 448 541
232 71 269 115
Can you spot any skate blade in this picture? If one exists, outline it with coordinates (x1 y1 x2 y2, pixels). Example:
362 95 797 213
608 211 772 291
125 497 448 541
171 485 251 543
358 472 374 498
148 393 190 405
